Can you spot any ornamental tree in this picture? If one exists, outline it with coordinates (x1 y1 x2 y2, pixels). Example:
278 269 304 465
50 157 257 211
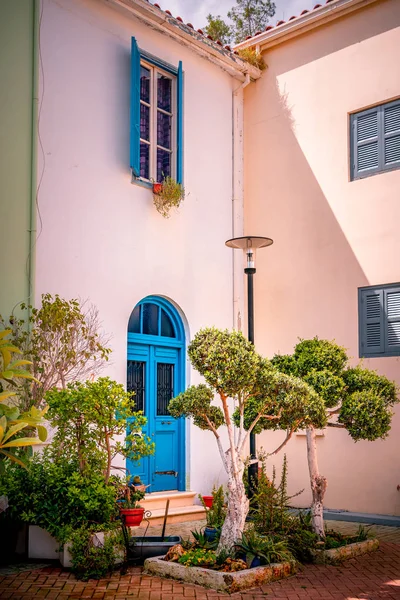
270 338 399 537
46 377 154 483
169 328 326 552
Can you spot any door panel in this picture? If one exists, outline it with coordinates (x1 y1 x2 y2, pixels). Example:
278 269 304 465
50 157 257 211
127 343 182 492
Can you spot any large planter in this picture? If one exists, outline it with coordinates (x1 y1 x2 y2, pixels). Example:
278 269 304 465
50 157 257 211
311 538 379 565
28 525 59 560
144 556 296 593
120 507 145 527
130 536 181 561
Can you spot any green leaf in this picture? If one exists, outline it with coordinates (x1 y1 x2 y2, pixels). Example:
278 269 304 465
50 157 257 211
1 437 43 448
0 391 16 403
0 449 28 468
2 422 30 443
37 426 48 442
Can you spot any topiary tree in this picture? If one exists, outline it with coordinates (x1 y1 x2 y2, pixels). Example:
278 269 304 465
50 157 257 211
168 328 326 552
270 338 399 538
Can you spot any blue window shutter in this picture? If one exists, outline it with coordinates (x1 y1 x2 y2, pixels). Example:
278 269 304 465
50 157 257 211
177 61 184 184
130 37 140 177
384 287 400 354
383 101 400 168
359 288 384 356
352 108 380 179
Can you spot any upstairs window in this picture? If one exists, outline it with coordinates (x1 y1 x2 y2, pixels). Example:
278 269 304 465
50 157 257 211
350 99 400 180
130 38 183 184
358 283 400 357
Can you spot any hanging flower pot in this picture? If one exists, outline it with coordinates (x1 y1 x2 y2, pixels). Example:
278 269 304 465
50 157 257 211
152 182 163 195
120 507 145 527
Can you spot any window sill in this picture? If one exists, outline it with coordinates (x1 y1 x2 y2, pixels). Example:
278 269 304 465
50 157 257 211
131 174 153 190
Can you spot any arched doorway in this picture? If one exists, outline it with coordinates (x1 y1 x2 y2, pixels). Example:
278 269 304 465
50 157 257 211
126 296 186 492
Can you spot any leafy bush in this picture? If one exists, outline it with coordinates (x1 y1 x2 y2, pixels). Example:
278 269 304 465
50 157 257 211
69 525 124 581
199 485 226 529
0 451 119 541
178 548 217 568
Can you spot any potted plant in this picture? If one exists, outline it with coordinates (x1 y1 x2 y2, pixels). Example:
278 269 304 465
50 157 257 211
201 495 213 509
118 486 145 527
235 531 293 568
199 485 226 542
152 176 185 218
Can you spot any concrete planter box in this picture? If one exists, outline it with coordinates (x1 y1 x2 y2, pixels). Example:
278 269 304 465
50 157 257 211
311 538 379 565
144 556 296 593
131 536 181 562
60 531 125 568
28 526 59 560
28 526 124 568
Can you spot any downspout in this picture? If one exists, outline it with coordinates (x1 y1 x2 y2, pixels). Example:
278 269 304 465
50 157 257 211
28 0 40 322
232 73 251 447
231 73 251 332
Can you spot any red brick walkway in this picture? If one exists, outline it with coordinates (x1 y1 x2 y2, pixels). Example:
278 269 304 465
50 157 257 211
0 543 399 600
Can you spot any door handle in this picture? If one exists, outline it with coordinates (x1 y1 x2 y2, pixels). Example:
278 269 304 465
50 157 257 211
161 420 172 425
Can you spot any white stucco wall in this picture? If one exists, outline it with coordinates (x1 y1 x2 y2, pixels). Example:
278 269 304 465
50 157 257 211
36 0 241 494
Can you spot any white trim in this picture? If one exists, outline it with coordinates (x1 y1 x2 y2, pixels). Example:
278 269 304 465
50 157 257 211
104 0 261 81
234 0 379 51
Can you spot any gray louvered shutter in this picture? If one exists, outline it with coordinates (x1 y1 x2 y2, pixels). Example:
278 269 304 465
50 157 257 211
384 287 400 354
359 288 384 356
352 108 379 179
383 101 400 169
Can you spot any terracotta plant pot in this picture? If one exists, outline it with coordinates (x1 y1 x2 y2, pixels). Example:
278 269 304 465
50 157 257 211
120 507 145 527
202 495 213 508
153 182 163 194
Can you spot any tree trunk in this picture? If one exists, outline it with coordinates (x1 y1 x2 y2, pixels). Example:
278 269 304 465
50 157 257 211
217 463 249 552
306 427 327 539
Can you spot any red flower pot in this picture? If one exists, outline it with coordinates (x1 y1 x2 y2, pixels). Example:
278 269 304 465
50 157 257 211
153 183 163 194
120 507 145 527
202 495 213 508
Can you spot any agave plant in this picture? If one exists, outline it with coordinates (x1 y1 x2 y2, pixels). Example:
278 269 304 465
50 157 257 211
235 530 294 567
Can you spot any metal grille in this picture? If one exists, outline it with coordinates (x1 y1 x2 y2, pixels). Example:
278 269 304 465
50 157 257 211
157 363 174 415
127 361 145 413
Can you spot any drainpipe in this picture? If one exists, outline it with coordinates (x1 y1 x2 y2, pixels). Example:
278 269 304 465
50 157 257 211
231 73 251 447
28 0 40 322
231 73 251 333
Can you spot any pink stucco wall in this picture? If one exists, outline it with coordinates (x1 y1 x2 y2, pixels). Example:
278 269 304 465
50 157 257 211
244 0 400 515
36 0 242 494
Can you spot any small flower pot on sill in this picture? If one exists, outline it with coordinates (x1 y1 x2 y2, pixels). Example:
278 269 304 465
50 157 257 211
152 182 163 195
202 495 213 508
120 507 145 527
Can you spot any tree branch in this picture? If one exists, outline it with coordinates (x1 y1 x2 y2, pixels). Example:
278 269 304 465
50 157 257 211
327 422 345 428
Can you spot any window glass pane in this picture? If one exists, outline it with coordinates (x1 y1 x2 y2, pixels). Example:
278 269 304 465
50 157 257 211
142 303 159 335
140 104 150 141
127 360 145 413
127 305 141 333
157 148 171 182
157 363 174 415
157 112 171 149
157 74 172 112
161 309 175 337
140 66 150 103
140 142 150 180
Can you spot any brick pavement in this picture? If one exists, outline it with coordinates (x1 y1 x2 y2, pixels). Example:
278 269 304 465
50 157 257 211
1 524 399 600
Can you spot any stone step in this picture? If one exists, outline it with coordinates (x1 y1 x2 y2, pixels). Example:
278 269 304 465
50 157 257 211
143 504 206 527
141 491 198 511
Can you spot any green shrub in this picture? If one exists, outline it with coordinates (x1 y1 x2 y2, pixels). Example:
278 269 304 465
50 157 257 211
178 548 217 568
69 525 124 581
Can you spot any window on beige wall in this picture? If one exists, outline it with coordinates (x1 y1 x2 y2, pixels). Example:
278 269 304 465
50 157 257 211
358 283 400 357
350 99 400 180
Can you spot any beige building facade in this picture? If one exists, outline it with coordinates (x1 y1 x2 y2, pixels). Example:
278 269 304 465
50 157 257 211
238 0 400 516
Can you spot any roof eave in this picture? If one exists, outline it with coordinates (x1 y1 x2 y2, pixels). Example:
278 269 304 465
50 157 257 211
234 0 379 51
104 0 262 81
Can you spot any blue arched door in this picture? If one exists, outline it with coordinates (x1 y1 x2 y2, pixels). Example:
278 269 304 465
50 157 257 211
126 296 186 492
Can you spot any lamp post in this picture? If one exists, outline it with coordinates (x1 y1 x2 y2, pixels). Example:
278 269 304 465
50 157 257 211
225 236 273 484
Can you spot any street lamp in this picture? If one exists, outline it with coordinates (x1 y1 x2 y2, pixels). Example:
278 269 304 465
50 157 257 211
225 236 274 481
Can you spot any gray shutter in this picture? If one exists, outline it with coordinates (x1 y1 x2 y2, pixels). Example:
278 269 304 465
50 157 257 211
359 288 384 356
383 101 400 168
384 287 400 354
352 108 379 179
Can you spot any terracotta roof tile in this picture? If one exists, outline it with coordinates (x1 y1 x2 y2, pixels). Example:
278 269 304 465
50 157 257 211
242 0 342 43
